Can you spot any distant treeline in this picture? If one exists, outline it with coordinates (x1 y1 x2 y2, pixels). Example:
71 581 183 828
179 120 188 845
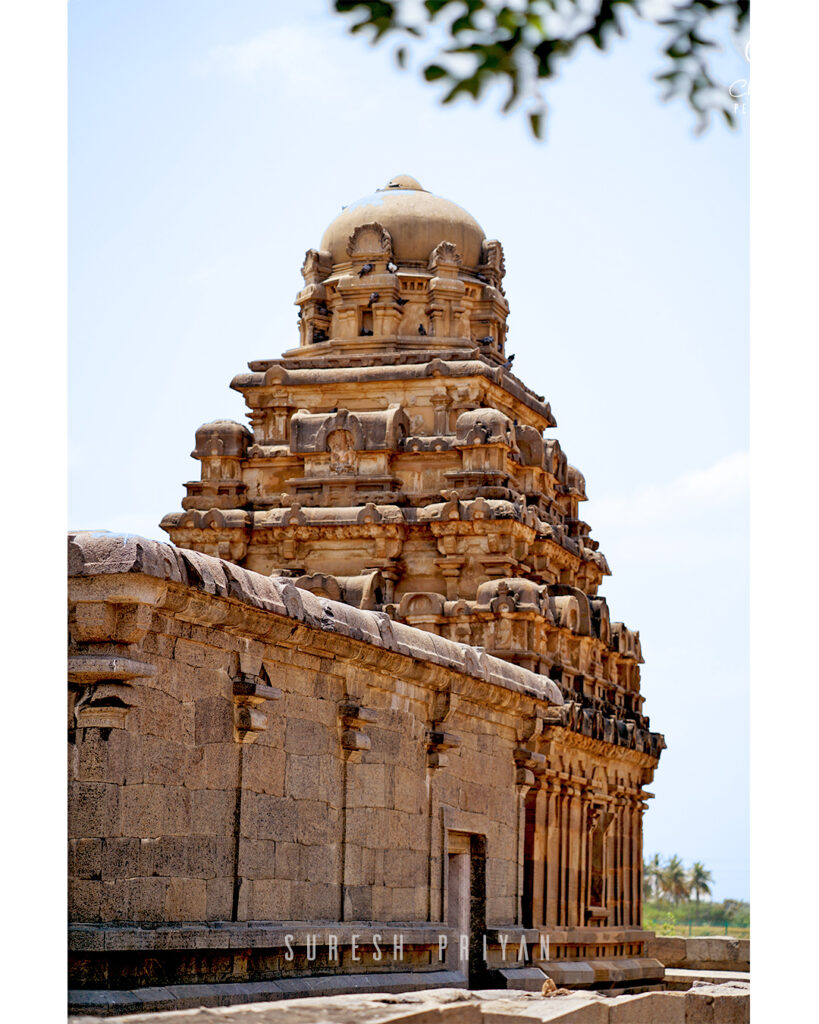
643 853 746 919
643 898 750 927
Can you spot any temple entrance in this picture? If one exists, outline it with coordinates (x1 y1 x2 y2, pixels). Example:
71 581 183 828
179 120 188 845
446 831 486 986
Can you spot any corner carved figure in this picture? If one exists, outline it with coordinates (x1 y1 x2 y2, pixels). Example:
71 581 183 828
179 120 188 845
327 428 357 475
429 240 462 270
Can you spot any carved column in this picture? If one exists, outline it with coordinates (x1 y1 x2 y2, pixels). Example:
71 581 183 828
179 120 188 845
559 779 571 926
566 784 582 926
532 783 548 927
611 797 623 927
578 784 591 927
431 392 450 435
635 795 646 926
543 776 561 927
621 794 632 927
514 747 544 927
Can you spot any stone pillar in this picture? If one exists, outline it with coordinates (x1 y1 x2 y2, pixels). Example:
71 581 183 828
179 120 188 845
558 781 570 926
567 784 581 927
621 795 632 927
633 796 645 926
633 796 643 926
430 392 450 435
544 778 560 926
531 786 548 926
578 787 590 927
612 798 623 927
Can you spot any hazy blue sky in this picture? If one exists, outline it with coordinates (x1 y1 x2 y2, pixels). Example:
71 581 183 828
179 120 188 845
69 1 749 900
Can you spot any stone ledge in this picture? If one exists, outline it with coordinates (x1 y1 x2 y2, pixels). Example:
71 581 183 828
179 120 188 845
664 968 751 991
646 935 750 972
537 958 663 989
69 921 459 952
68 971 468 1018
68 980 750 1023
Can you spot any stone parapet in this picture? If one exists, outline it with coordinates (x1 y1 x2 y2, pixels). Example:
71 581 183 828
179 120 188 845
646 935 750 972
68 531 564 707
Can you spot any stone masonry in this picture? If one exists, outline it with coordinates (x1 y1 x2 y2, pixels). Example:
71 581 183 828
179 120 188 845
69 176 666 1013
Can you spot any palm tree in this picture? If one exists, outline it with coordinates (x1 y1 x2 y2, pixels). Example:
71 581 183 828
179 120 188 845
660 855 690 904
644 853 662 900
689 862 713 905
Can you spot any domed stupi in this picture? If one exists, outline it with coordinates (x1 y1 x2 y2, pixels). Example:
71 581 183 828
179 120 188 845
279 175 509 364
320 174 487 269
160 176 664 952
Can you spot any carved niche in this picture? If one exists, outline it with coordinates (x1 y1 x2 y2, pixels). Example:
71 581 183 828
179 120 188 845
327 428 358 475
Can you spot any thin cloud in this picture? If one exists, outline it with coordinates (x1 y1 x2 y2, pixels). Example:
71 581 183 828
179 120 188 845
588 451 749 571
198 25 348 94
207 26 322 81
592 451 749 526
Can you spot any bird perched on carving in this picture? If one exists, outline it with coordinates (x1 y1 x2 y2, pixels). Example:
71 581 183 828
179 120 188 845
476 335 493 345
316 302 330 316
418 324 427 336
387 261 398 273
396 296 408 306
358 263 374 277
475 272 488 284
503 354 515 370
367 292 379 306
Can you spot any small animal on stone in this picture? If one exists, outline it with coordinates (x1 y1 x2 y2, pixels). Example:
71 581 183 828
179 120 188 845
387 261 398 273
396 297 408 306
418 324 427 336
367 292 379 306
358 263 374 277
504 354 515 369
476 335 493 345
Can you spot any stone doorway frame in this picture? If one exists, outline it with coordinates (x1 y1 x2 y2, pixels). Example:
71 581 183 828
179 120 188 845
443 827 487 987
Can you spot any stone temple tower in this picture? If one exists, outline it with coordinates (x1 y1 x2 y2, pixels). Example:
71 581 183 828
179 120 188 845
161 174 652 731
68 178 666 1009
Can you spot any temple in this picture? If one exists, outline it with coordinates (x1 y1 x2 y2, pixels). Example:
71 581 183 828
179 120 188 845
68 176 665 1015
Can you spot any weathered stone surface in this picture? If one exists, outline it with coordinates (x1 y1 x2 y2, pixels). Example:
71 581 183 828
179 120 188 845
68 982 749 1023
685 982 750 1023
608 991 685 1022
69 177 669 1008
647 936 750 972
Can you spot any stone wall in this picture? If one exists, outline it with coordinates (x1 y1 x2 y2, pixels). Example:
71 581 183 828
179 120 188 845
68 532 661 1009
647 936 750 972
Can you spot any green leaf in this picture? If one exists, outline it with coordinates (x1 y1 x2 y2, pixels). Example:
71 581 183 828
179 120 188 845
423 63 448 81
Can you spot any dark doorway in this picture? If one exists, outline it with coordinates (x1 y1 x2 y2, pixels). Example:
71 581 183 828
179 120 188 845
446 831 487 987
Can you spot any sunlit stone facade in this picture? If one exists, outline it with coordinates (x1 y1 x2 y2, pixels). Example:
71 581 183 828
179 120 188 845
68 176 665 1014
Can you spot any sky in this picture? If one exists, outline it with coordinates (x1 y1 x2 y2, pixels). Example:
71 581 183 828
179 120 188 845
69 0 749 901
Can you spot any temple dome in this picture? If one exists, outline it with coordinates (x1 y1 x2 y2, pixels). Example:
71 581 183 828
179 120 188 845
321 175 486 268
